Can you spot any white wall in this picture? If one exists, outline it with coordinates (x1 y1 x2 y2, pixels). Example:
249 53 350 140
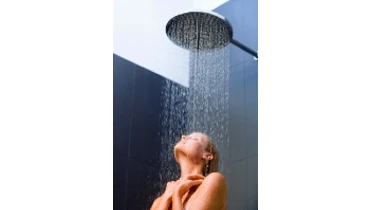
191 0 229 11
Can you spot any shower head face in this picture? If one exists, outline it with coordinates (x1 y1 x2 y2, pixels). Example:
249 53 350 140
166 11 233 52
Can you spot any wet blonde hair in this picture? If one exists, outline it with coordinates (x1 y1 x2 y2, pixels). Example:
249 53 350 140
202 135 219 176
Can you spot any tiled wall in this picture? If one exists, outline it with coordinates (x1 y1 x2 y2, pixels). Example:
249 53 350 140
113 54 163 210
214 0 258 209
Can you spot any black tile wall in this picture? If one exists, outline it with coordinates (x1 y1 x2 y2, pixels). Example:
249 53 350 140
128 66 164 168
126 159 161 210
247 156 258 201
113 155 128 210
245 59 258 157
113 54 166 210
113 54 135 158
213 1 258 209
247 200 258 210
228 63 248 162
226 159 248 209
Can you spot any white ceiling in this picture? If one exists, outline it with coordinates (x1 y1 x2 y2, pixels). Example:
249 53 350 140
113 0 229 87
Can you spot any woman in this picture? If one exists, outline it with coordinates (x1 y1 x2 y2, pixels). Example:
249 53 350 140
150 132 227 210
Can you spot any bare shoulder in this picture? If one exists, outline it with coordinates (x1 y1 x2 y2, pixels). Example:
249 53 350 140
205 172 225 180
188 172 227 209
203 172 226 186
199 172 227 195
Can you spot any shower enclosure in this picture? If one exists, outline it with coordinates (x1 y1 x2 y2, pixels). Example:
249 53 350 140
113 0 258 209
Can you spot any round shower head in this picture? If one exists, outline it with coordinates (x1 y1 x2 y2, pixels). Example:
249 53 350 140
166 11 233 51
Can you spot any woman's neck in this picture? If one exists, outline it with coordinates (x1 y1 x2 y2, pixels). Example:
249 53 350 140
178 159 204 180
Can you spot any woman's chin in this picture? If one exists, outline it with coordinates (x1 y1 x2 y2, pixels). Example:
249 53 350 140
174 145 186 161
174 142 184 152
173 145 180 160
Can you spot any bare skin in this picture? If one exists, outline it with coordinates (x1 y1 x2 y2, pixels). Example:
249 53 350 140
150 132 227 210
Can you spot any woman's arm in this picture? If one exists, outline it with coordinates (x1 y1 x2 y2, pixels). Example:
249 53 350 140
171 191 184 210
150 181 178 210
171 174 205 210
173 173 226 210
150 194 172 210
186 172 227 210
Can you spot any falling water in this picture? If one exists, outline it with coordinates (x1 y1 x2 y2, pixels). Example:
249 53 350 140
187 48 230 174
158 13 231 191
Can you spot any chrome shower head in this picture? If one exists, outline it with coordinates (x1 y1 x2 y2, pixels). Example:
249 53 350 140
166 11 258 59
166 11 233 51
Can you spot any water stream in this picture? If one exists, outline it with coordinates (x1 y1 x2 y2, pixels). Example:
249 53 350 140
158 16 231 192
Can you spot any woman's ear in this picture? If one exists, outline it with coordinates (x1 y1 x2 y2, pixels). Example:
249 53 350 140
203 152 214 161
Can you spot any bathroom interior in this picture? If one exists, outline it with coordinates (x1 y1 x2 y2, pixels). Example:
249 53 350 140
113 0 258 209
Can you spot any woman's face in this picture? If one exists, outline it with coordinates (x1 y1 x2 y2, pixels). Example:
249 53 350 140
174 132 209 163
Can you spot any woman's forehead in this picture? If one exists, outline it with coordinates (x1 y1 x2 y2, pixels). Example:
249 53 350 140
189 132 209 142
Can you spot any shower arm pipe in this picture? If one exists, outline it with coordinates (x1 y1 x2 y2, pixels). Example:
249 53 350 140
230 39 258 59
